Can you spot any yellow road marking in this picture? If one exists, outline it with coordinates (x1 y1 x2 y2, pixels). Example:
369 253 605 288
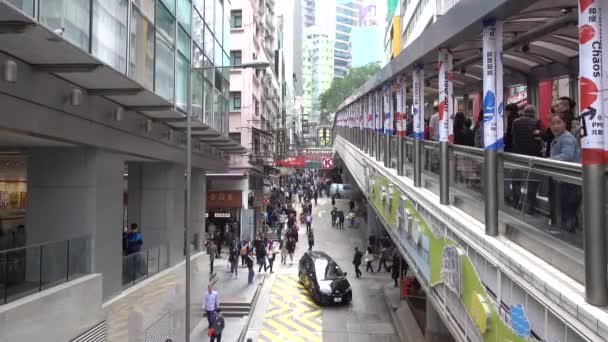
265 318 307 342
277 313 322 342
272 285 318 307
260 329 285 342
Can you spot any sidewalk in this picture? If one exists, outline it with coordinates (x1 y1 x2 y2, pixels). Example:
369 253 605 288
190 253 267 342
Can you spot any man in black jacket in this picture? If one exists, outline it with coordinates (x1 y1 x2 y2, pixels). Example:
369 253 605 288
353 247 363 278
511 104 543 214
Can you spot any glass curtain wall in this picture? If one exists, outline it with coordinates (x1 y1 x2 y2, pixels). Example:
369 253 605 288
34 0 229 134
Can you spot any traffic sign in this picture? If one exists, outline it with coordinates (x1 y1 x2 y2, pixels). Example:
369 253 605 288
322 157 333 169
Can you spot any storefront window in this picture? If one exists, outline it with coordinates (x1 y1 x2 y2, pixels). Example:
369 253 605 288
160 0 175 15
155 35 175 102
6 0 34 16
176 55 188 110
177 0 191 32
133 0 154 20
39 0 90 51
192 70 204 120
204 24 214 63
192 9 204 50
130 6 155 90
92 0 128 73
156 0 175 45
177 27 191 61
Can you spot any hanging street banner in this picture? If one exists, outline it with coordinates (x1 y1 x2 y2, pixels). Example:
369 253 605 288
495 21 504 150
482 18 498 150
376 90 382 133
579 0 604 164
367 94 373 132
438 48 453 143
413 65 425 139
384 85 392 134
395 79 405 136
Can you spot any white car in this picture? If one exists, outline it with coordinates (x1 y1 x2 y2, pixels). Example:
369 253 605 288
329 183 355 198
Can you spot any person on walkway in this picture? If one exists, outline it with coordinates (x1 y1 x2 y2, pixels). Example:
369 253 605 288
280 239 287 265
353 247 363 279
307 230 314 251
210 308 225 342
349 200 355 213
266 246 276 273
246 252 255 285
207 241 217 275
229 246 238 278
365 246 374 273
239 241 248 267
126 223 143 255
391 249 401 287
203 284 219 328
338 211 345 230
377 245 390 272
214 233 222 258
331 207 337 227
331 194 336 206
305 213 312 234
547 112 581 232
257 245 267 273
313 191 318 206
429 105 440 141
287 236 296 264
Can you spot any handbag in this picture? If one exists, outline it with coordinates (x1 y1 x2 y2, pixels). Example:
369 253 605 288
207 327 215 337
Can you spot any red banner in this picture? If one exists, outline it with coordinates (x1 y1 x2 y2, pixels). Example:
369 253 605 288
275 156 305 167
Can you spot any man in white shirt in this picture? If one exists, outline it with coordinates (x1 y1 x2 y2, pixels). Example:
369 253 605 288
203 284 219 328
429 105 440 141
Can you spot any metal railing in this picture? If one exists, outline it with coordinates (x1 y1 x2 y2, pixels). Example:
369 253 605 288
122 244 170 288
0 235 91 305
335 127 601 301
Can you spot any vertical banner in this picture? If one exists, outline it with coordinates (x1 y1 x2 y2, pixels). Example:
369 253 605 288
438 49 453 143
367 95 373 132
483 19 498 150
496 21 504 150
396 78 405 136
375 90 382 133
359 100 364 131
580 0 605 163
413 65 425 139
384 85 392 134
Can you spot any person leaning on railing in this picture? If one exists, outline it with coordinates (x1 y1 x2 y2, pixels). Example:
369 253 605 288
547 112 581 232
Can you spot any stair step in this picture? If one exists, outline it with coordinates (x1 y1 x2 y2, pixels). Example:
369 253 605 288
223 312 250 318
220 302 251 307
220 306 250 312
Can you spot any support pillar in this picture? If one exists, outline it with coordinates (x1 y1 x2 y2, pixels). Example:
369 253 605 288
439 142 449 204
128 162 186 267
397 136 404 176
27 148 124 299
189 169 206 252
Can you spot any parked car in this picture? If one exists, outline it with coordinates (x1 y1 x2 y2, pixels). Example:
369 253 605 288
298 251 352 305
328 183 355 198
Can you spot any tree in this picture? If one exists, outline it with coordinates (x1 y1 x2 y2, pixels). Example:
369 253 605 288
318 62 382 124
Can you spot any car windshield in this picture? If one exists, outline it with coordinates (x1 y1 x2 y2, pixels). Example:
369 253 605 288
314 259 344 280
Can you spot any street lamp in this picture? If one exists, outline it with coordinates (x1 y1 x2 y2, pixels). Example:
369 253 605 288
184 58 269 342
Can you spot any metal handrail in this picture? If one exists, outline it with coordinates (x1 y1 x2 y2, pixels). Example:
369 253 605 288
0 235 90 254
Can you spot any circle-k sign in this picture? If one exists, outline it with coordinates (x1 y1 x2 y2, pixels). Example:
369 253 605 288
321 157 333 169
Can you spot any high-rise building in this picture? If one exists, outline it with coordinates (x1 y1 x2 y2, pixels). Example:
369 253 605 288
303 0 316 27
302 26 334 144
399 0 461 50
334 0 360 77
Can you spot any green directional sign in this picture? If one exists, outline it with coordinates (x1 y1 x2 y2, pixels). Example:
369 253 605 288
305 161 321 169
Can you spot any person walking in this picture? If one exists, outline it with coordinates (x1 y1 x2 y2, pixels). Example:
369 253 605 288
287 236 296 264
391 249 401 287
210 308 225 342
207 241 217 275
313 191 318 206
246 252 255 285
338 211 345 230
239 241 248 267
203 284 219 328
280 239 287 265
229 246 238 278
365 246 374 273
353 247 363 279
331 207 337 227
377 245 390 272
307 230 314 251
266 246 276 273
257 245 267 273
305 213 312 234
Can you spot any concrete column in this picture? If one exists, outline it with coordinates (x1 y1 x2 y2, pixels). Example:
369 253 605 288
425 300 453 341
26 147 124 299
189 169 206 251
128 162 186 267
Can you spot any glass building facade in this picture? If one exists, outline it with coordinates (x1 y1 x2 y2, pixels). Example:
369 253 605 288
11 0 231 135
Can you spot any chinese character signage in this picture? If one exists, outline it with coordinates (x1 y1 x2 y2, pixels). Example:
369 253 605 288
207 190 242 209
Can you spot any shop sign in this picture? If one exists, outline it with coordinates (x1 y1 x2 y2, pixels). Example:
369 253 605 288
441 245 462 296
207 190 242 209
214 213 230 218
470 292 490 334
275 156 305 167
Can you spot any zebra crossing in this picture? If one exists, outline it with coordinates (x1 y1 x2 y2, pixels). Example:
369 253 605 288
257 275 322 342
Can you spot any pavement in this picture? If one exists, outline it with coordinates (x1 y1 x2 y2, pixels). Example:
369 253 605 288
242 196 401 342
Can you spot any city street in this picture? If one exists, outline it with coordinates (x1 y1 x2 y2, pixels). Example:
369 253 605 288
245 196 400 342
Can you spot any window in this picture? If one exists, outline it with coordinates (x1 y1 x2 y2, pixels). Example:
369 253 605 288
92 0 128 72
155 0 175 102
230 50 242 66
253 96 260 116
130 5 155 89
230 92 241 110
39 0 91 51
230 10 242 28
177 0 191 32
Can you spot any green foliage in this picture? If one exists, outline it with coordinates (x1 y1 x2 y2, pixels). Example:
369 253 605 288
318 62 381 124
